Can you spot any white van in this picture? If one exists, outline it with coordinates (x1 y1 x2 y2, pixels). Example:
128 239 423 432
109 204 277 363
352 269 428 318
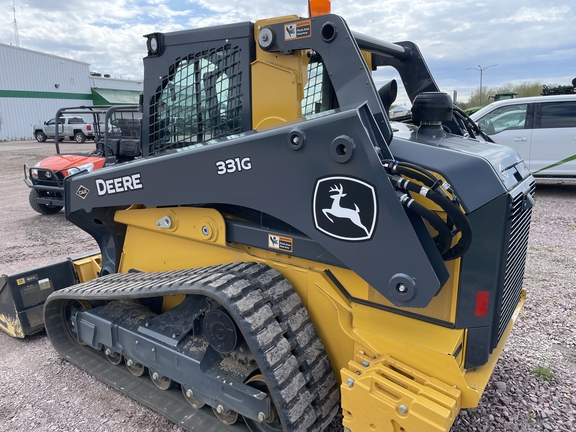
471 94 576 179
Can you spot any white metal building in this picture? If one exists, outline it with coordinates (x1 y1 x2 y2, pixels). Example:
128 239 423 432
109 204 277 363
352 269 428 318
0 43 142 141
91 75 143 106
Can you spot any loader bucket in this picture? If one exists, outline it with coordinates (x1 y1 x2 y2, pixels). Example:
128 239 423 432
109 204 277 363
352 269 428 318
0 260 79 338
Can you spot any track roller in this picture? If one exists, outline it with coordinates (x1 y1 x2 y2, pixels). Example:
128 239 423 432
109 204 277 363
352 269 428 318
104 348 122 365
181 385 205 409
149 369 171 390
126 358 145 376
213 405 239 425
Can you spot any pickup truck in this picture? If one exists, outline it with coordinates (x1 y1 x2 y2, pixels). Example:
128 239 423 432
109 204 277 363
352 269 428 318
33 116 96 143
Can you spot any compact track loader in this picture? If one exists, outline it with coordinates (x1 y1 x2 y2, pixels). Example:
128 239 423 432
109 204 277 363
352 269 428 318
0 2 535 431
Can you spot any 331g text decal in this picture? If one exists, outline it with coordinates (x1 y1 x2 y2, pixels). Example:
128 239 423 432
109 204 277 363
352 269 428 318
216 157 252 175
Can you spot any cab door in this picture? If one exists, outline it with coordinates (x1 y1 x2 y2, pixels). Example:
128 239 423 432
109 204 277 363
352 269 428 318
530 100 576 176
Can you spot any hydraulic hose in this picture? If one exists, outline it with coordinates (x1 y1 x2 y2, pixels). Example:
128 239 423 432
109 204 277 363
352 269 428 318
398 193 452 255
392 175 473 261
452 105 494 143
383 160 458 202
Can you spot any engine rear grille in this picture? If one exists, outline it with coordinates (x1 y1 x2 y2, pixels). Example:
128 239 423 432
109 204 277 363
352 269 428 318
497 181 535 343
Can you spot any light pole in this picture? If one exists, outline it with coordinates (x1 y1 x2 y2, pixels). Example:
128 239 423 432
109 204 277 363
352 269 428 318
467 64 497 105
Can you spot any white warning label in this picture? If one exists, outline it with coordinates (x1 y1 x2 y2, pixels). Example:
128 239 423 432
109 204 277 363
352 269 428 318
284 20 312 40
268 234 293 252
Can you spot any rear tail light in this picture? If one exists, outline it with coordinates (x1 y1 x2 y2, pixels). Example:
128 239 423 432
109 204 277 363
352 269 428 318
475 291 489 317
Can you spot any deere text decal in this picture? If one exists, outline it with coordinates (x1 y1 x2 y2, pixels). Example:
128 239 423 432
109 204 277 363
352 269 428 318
96 173 143 196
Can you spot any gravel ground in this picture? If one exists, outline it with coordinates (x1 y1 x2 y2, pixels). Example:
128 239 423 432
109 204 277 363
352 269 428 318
0 140 575 431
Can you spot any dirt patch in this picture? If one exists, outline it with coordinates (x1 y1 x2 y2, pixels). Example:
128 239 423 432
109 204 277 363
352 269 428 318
0 141 98 275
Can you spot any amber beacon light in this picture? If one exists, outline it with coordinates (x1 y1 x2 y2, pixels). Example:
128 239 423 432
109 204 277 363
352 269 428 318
309 0 331 17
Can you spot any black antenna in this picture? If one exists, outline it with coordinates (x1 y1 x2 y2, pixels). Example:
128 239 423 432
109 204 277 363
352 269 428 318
12 0 20 47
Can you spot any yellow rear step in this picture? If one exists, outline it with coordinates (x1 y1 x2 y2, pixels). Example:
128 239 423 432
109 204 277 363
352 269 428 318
341 352 461 432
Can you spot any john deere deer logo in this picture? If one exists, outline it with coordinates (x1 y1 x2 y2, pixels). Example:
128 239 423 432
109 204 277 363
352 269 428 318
313 177 377 241
323 184 370 236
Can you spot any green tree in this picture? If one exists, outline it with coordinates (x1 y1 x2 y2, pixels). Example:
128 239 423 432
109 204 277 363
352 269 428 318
457 81 549 111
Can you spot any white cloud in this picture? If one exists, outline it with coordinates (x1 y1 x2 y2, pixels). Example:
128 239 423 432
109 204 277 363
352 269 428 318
1 0 574 100
496 6 571 23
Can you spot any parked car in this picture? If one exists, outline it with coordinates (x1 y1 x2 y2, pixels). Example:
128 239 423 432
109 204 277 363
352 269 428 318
33 116 97 143
471 94 576 178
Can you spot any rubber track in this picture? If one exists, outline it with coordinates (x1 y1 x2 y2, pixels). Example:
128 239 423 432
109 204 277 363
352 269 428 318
44 262 340 432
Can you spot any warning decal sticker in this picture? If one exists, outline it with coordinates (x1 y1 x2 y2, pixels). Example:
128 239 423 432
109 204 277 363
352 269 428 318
284 20 312 41
38 278 52 290
268 234 293 253
16 275 38 286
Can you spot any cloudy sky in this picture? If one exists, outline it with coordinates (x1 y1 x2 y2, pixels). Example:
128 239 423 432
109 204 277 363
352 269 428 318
1 0 575 106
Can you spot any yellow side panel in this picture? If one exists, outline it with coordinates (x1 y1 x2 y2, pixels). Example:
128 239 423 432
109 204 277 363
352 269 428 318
293 267 357 378
368 258 461 323
252 16 310 130
114 207 244 272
